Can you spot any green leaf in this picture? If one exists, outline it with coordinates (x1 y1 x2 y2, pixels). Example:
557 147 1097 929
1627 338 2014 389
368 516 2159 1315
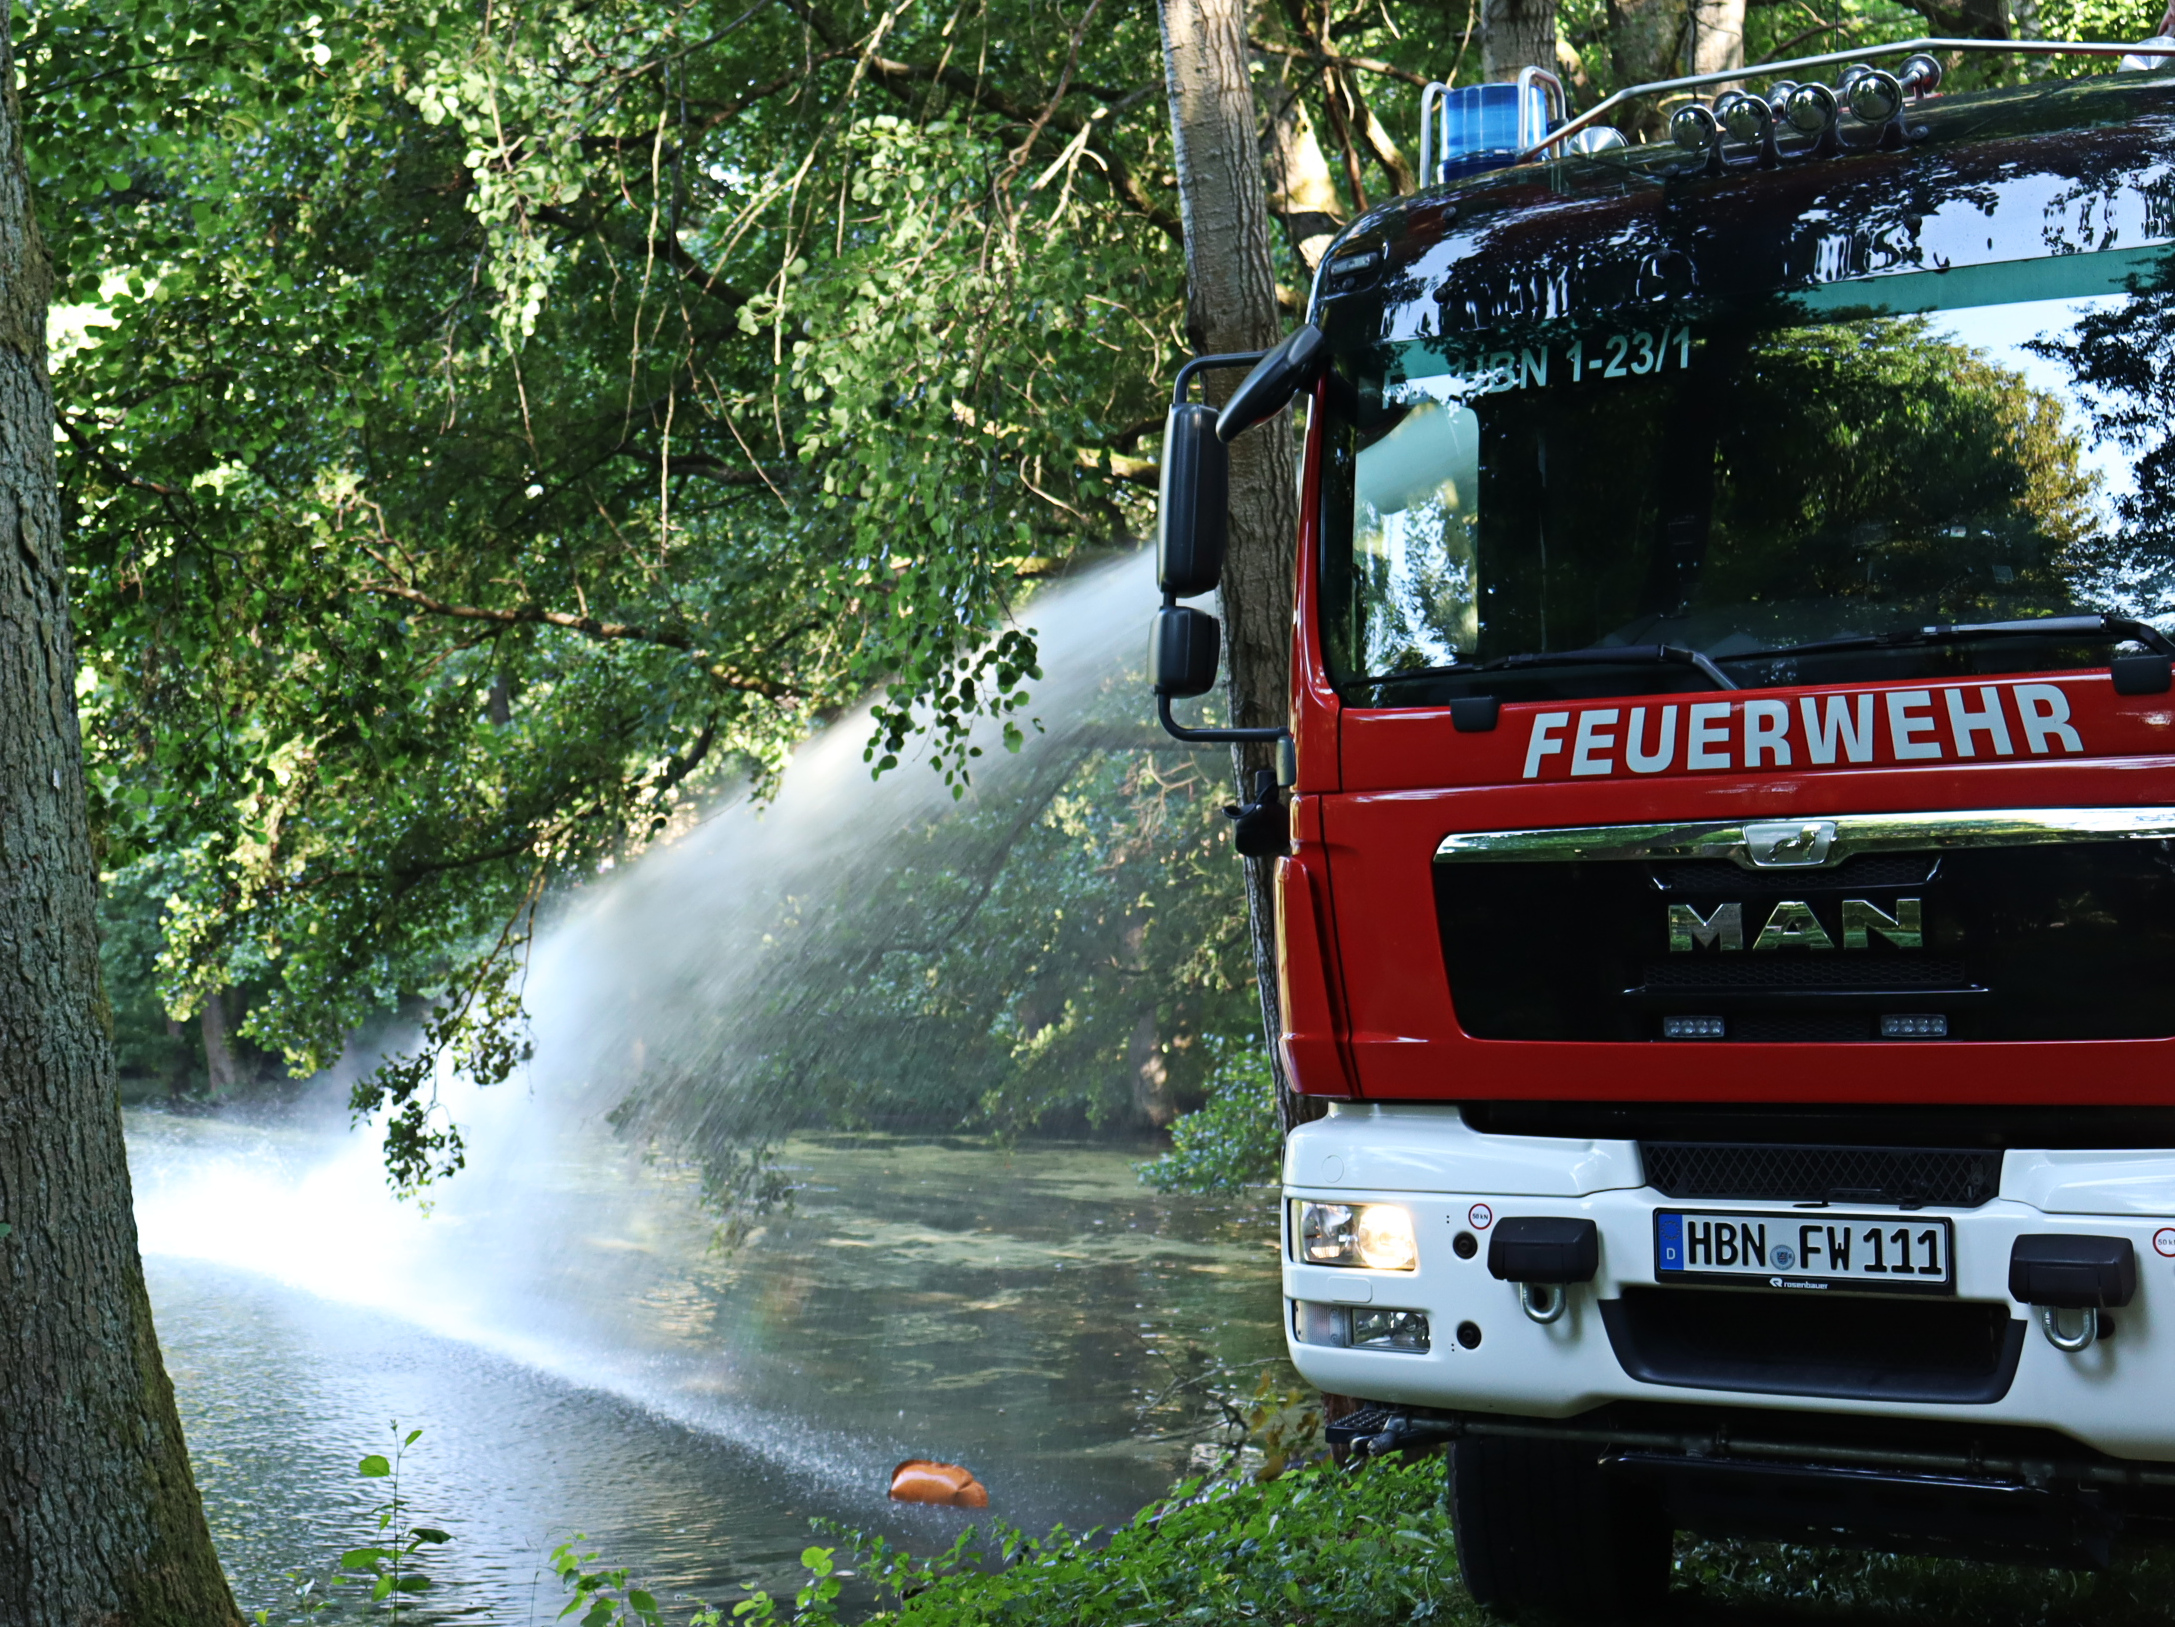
339 1547 392 1570
358 1454 391 1478
393 1575 433 1593
409 1527 452 1544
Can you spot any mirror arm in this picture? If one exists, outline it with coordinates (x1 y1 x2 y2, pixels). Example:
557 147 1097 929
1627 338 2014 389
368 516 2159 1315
1173 350 1270 406
1156 692 1290 747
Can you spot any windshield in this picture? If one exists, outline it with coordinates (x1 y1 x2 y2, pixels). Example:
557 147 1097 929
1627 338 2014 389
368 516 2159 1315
1321 271 2175 706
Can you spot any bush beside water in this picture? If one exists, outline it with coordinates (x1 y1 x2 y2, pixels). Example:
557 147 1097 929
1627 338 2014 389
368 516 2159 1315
280 1430 2175 1625
1136 1039 1283 1194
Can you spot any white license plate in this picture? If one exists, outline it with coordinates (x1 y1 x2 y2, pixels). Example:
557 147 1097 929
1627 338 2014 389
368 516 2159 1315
1654 1210 1955 1295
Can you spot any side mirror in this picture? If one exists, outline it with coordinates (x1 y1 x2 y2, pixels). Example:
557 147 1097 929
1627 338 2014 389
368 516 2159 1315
1149 604 1220 698
1158 401 1227 597
1216 323 1329 443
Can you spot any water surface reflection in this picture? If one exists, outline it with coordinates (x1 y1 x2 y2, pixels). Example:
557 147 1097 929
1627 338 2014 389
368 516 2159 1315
133 1114 1285 1620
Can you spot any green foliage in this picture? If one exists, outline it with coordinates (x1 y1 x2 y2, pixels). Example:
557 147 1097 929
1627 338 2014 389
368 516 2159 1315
24 0 1181 1187
1138 1037 1283 1193
98 857 194 1092
753 1459 1465 1626
335 1426 450 1613
603 732 1261 1162
551 1537 671 1627
1679 1538 2175 1624
2029 0 2170 58
34 0 2163 1193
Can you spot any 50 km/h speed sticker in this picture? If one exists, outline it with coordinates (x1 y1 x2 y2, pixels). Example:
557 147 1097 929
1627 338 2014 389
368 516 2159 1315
1656 1210 1956 1295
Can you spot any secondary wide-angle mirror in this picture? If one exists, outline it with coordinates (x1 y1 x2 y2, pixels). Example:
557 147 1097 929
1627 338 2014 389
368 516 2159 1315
1148 604 1220 698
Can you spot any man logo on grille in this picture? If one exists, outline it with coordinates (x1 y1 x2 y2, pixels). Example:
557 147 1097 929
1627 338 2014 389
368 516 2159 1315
1667 898 1923 951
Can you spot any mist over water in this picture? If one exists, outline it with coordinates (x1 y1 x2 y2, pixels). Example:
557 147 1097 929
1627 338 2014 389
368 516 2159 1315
126 550 1285 1618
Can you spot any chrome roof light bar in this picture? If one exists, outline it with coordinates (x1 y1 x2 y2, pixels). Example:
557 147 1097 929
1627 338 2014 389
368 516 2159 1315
1509 35 2175 166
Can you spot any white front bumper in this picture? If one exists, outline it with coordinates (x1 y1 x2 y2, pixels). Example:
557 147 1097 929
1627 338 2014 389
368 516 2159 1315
1283 1105 2175 1462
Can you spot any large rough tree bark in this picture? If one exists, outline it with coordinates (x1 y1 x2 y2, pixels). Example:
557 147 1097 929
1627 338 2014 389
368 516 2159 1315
1688 0 1746 77
1610 0 1689 138
200 990 241 1097
0 16 243 1624
1484 0 1560 79
1259 81 1345 272
1156 0 1310 1129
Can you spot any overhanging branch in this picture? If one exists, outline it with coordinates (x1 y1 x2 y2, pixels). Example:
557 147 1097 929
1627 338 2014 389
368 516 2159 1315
352 580 804 697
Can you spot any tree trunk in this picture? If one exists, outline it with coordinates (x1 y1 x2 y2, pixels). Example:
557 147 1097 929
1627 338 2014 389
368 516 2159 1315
1484 0 1560 79
1609 0 1688 139
164 1017 190 1103
200 990 239 1097
1259 81 1344 271
1130 1011 1178 1127
0 14 242 1622
1156 0 1310 1131
1687 0 1746 78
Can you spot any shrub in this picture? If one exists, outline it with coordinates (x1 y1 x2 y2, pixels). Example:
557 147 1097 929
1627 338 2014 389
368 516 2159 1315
1137 1038 1282 1194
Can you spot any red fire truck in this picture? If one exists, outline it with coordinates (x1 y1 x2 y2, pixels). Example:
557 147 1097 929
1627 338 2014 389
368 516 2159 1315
1155 35 2175 1614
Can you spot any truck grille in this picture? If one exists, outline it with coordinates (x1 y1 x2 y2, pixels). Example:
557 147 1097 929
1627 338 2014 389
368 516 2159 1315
1639 957 1971 991
1641 1142 2001 1208
1432 836 2175 1042
1601 1289 2024 1404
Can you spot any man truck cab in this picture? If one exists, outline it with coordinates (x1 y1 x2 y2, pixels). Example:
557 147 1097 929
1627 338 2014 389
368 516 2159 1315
1156 37 2175 1616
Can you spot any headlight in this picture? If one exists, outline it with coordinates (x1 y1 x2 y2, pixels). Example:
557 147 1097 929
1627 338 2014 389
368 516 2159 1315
1293 1200 1417 1270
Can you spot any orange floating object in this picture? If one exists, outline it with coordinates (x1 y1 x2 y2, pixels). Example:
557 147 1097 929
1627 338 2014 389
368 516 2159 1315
889 1458 989 1508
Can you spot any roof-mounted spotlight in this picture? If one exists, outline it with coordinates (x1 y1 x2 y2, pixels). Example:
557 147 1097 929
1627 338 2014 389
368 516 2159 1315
1784 80 1839 136
1670 102 1720 151
1721 93 1771 142
1898 52 1943 95
1566 125 1629 153
1720 91 1778 165
1847 67 1906 122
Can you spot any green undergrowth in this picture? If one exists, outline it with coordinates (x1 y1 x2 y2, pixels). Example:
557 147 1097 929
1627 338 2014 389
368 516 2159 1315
705 1486 2175 1627
1678 1538 2175 1626
736 1456 1466 1625
262 1427 2175 1625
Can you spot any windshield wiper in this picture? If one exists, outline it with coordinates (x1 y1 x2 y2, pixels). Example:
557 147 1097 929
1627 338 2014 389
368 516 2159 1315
1366 643 1739 691
1724 613 2175 664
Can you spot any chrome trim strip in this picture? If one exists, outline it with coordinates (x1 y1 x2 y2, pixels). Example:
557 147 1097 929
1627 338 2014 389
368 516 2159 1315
1433 807 2175 869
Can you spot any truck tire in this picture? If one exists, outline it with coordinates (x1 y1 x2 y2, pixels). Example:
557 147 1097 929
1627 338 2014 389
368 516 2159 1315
1450 1434 1671 1619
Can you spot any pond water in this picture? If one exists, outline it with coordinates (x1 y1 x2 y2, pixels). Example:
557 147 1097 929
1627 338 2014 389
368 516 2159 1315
130 1109 1287 1621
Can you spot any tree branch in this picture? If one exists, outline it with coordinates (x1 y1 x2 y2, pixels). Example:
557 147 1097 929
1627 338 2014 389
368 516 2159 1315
351 581 804 697
1249 37 1430 87
776 0 1183 241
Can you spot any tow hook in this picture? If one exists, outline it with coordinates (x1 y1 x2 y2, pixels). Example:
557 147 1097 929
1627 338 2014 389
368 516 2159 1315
1517 1283 1569 1324
2009 1235 2136 1352
1325 1406 1459 1460
1487 1217 1599 1325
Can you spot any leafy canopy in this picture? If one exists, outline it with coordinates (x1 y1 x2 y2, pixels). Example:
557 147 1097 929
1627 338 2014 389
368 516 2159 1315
26 0 2167 1186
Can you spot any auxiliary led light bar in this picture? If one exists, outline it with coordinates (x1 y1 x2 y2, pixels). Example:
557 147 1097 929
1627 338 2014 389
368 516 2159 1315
1516 35 2175 165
